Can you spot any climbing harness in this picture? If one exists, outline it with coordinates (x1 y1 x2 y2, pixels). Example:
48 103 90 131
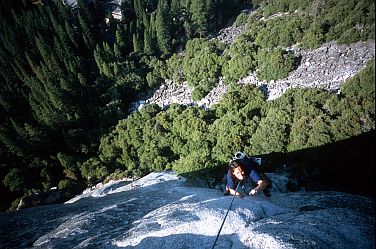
211 181 241 249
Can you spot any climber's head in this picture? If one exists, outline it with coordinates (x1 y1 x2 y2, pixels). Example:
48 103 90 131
229 160 244 180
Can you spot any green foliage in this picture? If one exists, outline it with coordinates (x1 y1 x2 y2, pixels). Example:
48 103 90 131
57 152 79 180
222 34 258 83
301 21 326 49
305 115 333 147
257 48 296 81
214 84 265 116
2 168 28 192
172 149 215 174
156 0 172 56
9 197 22 212
166 54 185 82
79 157 109 184
331 60 376 139
253 0 374 50
341 60 375 114
183 38 225 100
248 108 291 155
209 113 260 162
274 88 334 151
58 178 77 198
287 116 311 151
144 56 167 89
234 13 249 27
58 178 75 191
331 108 363 141
255 14 311 49
323 0 375 44
0 0 374 208
103 169 130 184
262 0 312 17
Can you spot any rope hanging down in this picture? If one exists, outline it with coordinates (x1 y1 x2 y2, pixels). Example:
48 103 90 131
211 181 241 249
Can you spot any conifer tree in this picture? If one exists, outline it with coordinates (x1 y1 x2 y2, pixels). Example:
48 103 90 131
115 24 129 55
77 0 96 52
132 33 143 53
149 12 158 50
156 0 172 56
144 19 155 55
189 0 209 37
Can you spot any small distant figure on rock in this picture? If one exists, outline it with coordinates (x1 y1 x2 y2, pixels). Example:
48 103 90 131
224 151 271 197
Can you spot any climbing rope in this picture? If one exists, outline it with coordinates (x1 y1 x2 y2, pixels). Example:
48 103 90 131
211 181 241 249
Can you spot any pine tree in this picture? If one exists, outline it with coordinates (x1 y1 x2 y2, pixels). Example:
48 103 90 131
156 0 172 56
171 0 181 16
115 24 129 55
133 0 144 20
77 0 96 52
132 33 143 53
149 12 158 51
189 0 209 37
144 20 154 55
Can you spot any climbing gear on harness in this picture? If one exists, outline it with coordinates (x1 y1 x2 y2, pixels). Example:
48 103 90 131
233 151 246 160
211 181 241 249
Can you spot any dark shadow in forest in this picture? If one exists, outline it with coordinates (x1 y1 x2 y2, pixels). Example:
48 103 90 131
183 130 375 198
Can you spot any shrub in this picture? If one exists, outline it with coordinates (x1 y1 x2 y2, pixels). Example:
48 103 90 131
257 48 296 81
166 53 185 82
58 178 75 190
2 168 28 193
79 157 109 185
58 178 78 198
248 108 291 155
222 34 258 83
8 197 22 211
182 38 225 100
234 13 249 27
301 21 326 49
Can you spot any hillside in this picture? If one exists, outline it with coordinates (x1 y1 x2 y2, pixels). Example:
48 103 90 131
138 33 374 110
0 0 374 212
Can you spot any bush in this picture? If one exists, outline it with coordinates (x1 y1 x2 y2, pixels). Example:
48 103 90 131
172 148 214 175
58 178 78 198
57 152 79 180
103 169 130 184
166 53 185 82
255 15 310 49
144 57 167 89
183 38 225 100
322 0 375 44
257 48 296 81
8 197 22 211
301 21 326 49
248 108 291 155
58 178 75 190
234 13 249 27
2 168 28 193
222 34 258 83
79 157 109 185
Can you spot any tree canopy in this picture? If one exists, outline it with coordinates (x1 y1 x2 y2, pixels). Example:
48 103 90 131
0 0 374 210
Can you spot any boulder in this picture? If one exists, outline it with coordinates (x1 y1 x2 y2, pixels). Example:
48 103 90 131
17 190 65 210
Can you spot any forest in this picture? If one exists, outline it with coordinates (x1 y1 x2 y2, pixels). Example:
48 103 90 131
0 0 374 211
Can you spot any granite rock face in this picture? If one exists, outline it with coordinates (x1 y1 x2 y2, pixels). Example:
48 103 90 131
0 171 374 249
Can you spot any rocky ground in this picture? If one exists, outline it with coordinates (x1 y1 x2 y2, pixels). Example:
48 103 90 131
131 22 375 111
0 171 374 249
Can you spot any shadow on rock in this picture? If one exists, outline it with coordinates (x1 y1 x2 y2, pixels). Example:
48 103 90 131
117 233 244 249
